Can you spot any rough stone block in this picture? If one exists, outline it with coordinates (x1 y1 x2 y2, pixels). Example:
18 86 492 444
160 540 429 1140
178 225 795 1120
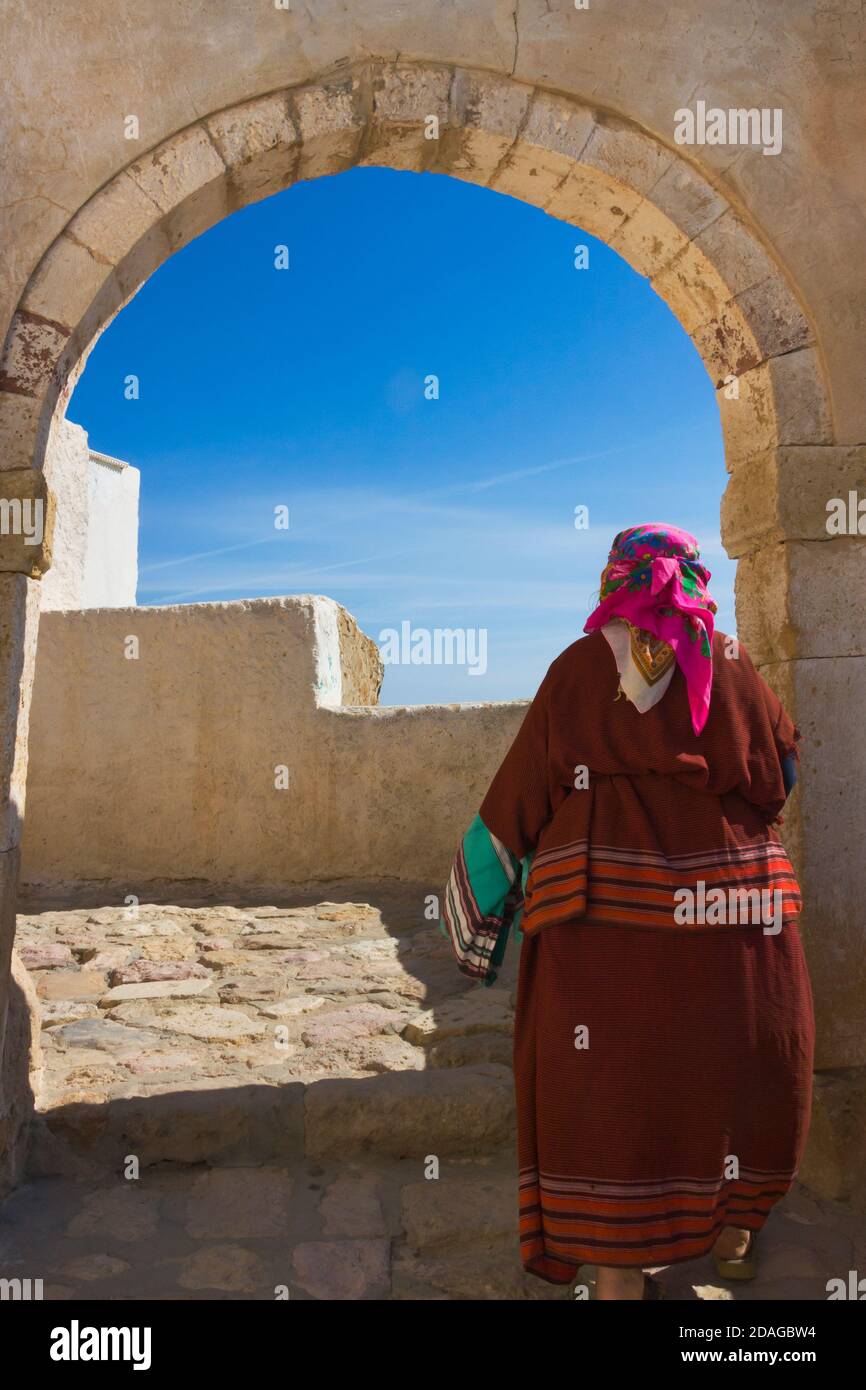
428 1031 514 1069
374 64 452 128
693 208 784 299
337 602 384 704
17 942 75 970
401 991 513 1046
64 171 166 266
63 1254 131 1283
291 1237 391 1300
184 1165 294 1239
0 312 69 401
722 446 866 556
484 91 592 203
444 68 532 187
717 347 833 463
159 175 235 259
35 1080 306 1172
451 67 531 143
0 391 42 472
65 1186 161 1241
362 63 453 172
49 1017 157 1051
692 303 763 386
320 1173 388 1237
98 977 214 1006
545 164 639 242
0 943 42 1198
112 221 174 302
293 77 366 181
0 575 40 852
107 999 265 1041
108 958 208 985
645 158 728 240
392 1242 561 1301
609 197 691 280
207 91 296 169
20 235 113 334
37 969 106 1001
304 1064 515 1160
401 1173 514 1254
128 125 226 215
0 468 54 577
491 143 572 210
520 92 595 165
716 357 779 463
206 92 300 201
135 936 197 964
650 239 734 334
733 273 812 362
178 1242 269 1293
300 1001 404 1046
579 119 674 197
736 539 866 664
799 1070 866 1204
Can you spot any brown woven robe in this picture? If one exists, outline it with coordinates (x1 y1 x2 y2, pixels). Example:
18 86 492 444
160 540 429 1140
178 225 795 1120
479 629 815 1278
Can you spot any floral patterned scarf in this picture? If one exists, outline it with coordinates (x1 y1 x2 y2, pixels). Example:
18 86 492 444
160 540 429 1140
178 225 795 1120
584 523 718 734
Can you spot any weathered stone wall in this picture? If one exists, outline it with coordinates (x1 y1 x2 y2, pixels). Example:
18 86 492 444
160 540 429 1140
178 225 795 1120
21 597 514 893
40 421 90 611
0 950 42 1199
336 604 385 707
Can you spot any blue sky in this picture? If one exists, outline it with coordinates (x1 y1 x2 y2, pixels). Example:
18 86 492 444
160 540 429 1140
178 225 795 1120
69 165 734 704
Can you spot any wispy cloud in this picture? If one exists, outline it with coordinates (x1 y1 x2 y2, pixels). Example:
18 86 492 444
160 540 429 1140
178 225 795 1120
140 535 289 574
413 443 638 497
153 547 420 604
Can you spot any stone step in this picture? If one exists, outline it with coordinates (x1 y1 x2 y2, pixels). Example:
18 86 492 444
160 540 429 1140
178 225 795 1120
304 1063 515 1161
28 1063 516 1178
18 896 518 1178
29 1080 305 1178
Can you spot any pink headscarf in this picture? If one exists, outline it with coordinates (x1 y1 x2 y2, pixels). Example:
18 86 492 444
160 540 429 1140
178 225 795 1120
584 523 718 734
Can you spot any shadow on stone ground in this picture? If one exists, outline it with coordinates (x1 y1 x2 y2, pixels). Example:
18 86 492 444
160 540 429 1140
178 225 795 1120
1 884 862 1300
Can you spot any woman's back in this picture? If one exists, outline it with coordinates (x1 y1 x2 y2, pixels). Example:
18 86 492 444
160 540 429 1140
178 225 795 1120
479 628 801 938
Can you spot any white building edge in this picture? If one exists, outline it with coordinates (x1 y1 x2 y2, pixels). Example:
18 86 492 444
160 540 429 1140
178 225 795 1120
41 419 140 611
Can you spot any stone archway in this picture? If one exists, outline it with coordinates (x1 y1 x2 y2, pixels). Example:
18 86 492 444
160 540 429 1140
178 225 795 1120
0 60 861 1197
1 62 832 486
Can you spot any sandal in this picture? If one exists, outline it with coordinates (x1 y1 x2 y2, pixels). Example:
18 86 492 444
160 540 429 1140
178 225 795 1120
713 1230 758 1281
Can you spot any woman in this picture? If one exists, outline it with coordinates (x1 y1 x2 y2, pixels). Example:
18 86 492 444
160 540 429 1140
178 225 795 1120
440 524 814 1300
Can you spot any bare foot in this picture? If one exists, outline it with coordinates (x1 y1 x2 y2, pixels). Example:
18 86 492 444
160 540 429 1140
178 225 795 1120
713 1225 752 1260
596 1266 646 1300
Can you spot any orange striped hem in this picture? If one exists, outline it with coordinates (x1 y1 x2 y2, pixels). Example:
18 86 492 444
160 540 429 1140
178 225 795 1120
517 1165 796 1279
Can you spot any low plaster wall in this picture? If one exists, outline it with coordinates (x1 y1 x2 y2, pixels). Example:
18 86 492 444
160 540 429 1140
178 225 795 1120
21 595 521 895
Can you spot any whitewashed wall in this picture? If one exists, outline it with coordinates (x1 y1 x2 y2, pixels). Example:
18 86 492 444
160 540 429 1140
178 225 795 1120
82 448 140 608
40 420 139 611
